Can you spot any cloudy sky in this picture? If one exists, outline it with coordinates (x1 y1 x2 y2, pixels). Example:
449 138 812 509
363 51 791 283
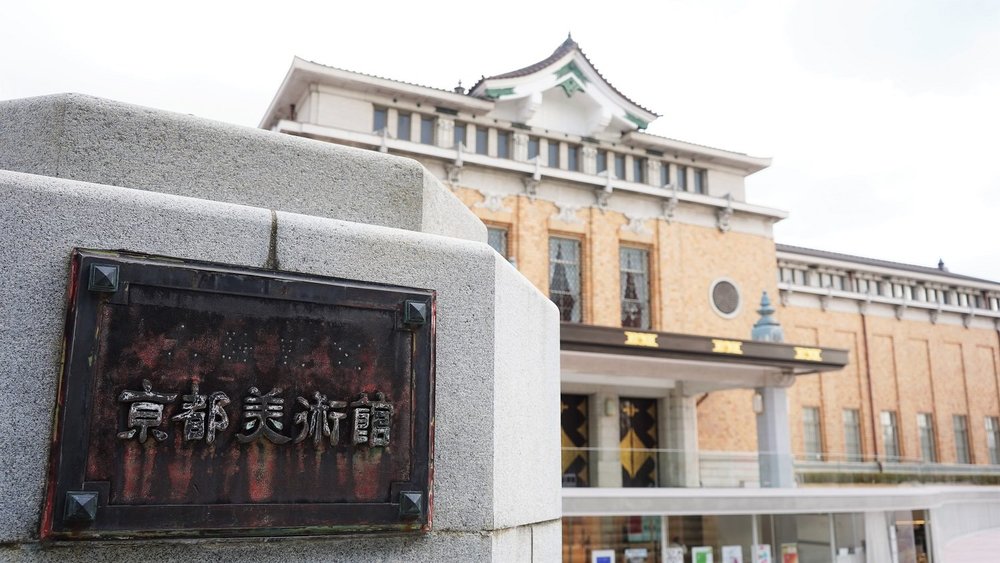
4 0 999 280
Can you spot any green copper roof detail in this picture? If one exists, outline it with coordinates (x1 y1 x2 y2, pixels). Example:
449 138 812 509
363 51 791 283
484 87 515 99
625 112 649 129
555 61 589 84
558 77 584 98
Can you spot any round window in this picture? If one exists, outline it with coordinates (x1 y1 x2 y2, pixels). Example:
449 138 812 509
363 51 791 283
710 279 741 318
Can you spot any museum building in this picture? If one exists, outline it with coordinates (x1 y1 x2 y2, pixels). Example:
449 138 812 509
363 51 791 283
260 37 1000 562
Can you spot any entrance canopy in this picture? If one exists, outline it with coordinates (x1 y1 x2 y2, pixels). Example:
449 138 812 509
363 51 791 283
560 324 848 394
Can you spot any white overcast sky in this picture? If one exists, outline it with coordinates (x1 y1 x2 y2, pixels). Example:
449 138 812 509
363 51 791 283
4 0 1000 281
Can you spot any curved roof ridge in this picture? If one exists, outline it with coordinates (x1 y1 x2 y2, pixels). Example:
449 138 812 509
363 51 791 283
469 37 660 117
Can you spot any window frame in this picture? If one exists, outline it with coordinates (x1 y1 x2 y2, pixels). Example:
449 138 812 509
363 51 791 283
619 246 651 330
803 406 823 461
548 236 583 323
843 408 862 462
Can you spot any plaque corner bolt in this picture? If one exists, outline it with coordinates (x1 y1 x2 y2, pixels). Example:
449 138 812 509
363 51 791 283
403 300 428 327
399 491 423 519
88 263 119 292
64 490 98 523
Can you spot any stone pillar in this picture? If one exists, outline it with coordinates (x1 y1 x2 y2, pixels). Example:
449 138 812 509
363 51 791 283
513 132 529 161
591 392 623 488
756 386 795 488
436 117 454 148
662 389 700 487
582 146 597 175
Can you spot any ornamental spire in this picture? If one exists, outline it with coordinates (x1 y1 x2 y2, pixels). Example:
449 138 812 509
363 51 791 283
751 291 784 343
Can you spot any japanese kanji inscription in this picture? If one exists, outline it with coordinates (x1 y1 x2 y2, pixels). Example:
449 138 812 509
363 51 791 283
43 251 434 539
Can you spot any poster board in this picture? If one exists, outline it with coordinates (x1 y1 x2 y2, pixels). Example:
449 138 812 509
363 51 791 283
722 545 744 563
692 546 714 563
754 544 772 563
780 543 798 563
592 548 616 563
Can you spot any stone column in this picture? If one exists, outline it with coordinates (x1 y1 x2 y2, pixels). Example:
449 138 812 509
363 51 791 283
513 132 529 161
582 146 597 175
662 389 700 487
591 392 623 488
756 386 795 487
436 117 454 148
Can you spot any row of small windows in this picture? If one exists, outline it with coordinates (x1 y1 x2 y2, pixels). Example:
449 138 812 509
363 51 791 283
487 227 650 329
374 107 706 193
779 266 1000 311
802 407 1000 465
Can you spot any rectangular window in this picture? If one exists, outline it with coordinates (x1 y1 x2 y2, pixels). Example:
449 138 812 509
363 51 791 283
419 116 434 144
676 165 688 191
549 237 582 322
987 417 1000 464
693 168 706 194
548 141 560 168
527 136 540 160
918 413 937 462
881 411 900 461
487 226 508 258
660 162 670 187
843 409 862 462
567 145 580 171
633 157 646 183
475 127 488 155
397 112 412 141
803 407 823 461
453 123 466 148
620 247 650 329
596 150 607 173
373 107 388 132
954 415 970 463
614 153 626 180
497 131 510 159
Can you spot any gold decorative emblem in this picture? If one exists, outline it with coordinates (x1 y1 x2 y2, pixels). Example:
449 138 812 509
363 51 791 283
794 347 823 362
624 331 659 348
711 339 744 355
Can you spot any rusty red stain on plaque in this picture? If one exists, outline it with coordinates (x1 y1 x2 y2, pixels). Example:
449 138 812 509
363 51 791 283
42 250 434 540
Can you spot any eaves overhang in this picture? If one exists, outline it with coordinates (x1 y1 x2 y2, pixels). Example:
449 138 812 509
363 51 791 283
623 131 772 175
560 323 848 376
260 57 495 130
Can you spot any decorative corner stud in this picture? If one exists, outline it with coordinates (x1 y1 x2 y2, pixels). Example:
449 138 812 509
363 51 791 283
88 264 119 292
403 300 428 327
64 491 98 523
399 491 423 519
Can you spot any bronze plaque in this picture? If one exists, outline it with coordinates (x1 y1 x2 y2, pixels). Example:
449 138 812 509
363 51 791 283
42 251 434 539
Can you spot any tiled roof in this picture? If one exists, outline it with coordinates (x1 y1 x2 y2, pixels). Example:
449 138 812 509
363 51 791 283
776 243 998 285
468 36 660 117
299 57 464 97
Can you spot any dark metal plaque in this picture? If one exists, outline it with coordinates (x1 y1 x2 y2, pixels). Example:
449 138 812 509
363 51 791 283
42 251 434 540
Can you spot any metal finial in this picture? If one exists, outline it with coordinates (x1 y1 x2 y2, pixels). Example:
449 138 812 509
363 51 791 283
751 291 784 343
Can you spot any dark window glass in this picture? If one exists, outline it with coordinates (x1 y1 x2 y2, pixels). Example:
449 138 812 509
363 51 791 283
420 116 434 144
633 157 646 183
987 417 1000 464
693 168 706 194
881 411 900 461
803 407 823 461
549 237 581 322
567 145 580 171
620 248 650 329
548 142 560 168
497 131 510 159
453 123 466 148
954 415 970 464
614 154 625 180
475 127 488 155
676 165 688 191
528 137 540 160
843 409 862 462
597 150 607 173
660 163 670 187
373 107 388 132
487 227 508 257
918 413 937 462
397 113 411 141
